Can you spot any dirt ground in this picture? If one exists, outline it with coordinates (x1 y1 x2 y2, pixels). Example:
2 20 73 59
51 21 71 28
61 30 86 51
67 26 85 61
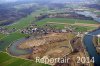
19 33 74 49
17 32 93 66
18 33 75 63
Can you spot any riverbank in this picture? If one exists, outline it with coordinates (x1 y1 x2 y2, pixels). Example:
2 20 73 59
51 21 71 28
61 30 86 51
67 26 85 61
93 36 100 54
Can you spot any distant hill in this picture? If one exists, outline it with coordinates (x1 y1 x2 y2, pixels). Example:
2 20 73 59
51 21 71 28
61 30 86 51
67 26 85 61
0 0 96 4
85 4 100 10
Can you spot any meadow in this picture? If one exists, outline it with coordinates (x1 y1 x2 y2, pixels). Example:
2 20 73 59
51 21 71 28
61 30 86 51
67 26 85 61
35 18 97 32
0 52 50 66
0 32 29 51
36 18 97 25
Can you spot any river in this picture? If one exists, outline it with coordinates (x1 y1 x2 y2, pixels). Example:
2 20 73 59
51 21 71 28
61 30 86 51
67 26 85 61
78 11 100 66
84 29 100 66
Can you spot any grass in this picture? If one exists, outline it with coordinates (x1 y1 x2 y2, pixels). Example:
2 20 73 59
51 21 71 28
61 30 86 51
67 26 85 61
0 33 6 39
36 18 97 26
95 12 100 15
97 37 100 43
0 52 50 66
0 32 29 51
35 18 97 32
5 13 35 30
73 26 96 32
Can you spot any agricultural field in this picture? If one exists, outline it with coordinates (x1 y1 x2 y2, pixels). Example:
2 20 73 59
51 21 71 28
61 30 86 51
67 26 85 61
0 52 50 66
72 25 96 32
36 18 97 25
35 18 97 32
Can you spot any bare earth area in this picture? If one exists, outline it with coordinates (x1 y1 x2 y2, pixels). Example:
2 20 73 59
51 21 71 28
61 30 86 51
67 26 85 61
18 33 75 65
17 32 93 66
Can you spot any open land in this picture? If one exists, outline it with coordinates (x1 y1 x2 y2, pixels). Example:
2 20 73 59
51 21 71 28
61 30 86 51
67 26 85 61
0 1 99 66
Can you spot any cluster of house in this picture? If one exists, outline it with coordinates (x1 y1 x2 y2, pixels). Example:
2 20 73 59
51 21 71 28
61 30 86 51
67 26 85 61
0 27 16 34
21 24 76 35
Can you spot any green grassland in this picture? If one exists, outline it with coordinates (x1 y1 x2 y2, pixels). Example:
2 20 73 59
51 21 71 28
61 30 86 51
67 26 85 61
0 33 6 39
35 18 97 32
0 32 29 51
36 18 97 25
95 12 100 15
6 12 35 30
0 52 50 66
73 26 96 32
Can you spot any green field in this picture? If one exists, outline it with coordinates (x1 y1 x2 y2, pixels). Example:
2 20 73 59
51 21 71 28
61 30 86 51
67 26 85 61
95 12 100 15
0 32 29 51
73 26 96 32
36 18 97 25
35 18 97 32
0 52 50 66
0 33 6 39
5 12 35 30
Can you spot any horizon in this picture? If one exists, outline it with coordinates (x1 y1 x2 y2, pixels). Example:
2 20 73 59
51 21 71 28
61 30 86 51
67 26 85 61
0 0 97 3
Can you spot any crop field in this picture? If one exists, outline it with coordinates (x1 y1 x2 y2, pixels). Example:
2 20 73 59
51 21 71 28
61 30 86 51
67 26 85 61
0 52 50 66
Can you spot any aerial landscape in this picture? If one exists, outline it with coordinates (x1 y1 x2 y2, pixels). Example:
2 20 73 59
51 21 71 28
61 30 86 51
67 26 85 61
0 0 100 66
